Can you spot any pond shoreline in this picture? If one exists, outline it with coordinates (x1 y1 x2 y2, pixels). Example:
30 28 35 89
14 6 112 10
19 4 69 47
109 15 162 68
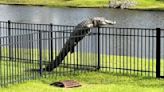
0 3 164 11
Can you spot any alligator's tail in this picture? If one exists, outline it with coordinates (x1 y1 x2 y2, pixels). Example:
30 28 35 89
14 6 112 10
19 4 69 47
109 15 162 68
44 39 75 72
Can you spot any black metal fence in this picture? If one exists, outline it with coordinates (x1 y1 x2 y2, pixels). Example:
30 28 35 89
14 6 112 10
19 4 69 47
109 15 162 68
0 21 164 87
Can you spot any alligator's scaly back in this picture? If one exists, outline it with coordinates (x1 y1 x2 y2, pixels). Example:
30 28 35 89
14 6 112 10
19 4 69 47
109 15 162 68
44 17 116 72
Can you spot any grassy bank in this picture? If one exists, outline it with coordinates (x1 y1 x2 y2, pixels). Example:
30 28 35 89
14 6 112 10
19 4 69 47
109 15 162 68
130 0 164 10
1 72 164 92
0 0 164 10
0 0 109 7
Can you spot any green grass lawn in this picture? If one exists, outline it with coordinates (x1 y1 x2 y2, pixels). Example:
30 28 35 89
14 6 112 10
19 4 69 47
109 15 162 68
0 0 164 10
0 47 160 80
1 72 164 92
0 47 163 80
0 47 164 91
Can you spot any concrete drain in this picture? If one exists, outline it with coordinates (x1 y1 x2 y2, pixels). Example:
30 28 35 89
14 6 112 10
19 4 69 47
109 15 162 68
50 80 81 88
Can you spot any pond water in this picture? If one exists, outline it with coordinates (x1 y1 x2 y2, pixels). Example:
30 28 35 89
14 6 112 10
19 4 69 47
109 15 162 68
0 5 164 59
0 5 163 28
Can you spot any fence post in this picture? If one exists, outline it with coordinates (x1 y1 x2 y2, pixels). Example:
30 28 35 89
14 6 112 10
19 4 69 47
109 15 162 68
50 23 53 61
97 26 100 70
0 21 1 60
8 20 11 60
39 30 42 77
156 28 161 78
0 21 1 87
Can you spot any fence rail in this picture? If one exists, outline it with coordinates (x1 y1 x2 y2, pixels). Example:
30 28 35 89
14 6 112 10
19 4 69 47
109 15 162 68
0 20 164 87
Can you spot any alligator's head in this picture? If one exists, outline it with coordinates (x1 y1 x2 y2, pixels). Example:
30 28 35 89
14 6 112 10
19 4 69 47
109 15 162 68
87 17 116 28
